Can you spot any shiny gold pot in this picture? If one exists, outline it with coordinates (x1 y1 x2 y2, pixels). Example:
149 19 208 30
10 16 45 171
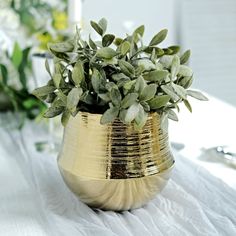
58 111 174 211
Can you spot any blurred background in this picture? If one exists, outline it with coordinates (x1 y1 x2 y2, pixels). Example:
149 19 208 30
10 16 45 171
0 0 236 122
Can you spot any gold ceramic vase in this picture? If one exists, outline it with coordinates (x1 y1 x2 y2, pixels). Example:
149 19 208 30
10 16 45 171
58 111 174 211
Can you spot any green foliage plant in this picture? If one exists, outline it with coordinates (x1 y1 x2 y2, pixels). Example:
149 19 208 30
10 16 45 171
33 18 208 130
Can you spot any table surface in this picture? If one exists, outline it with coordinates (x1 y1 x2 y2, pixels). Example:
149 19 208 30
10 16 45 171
0 93 236 236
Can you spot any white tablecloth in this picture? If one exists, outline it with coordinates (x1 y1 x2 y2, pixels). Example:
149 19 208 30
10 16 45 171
0 95 236 236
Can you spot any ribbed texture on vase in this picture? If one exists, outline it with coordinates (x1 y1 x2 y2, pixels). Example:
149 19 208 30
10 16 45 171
58 111 174 210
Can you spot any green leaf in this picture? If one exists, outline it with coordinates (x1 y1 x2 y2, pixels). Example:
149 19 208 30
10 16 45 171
32 85 55 99
140 101 150 112
0 64 8 84
96 47 118 59
167 109 179 121
72 60 84 86
89 35 97 50
134 25 145 37
90 20 103 36
178 76 193 89
110 88 122 106
45 59 52 78
61 110 71 126
148 95 170 109
91 69 103 93
114 38 123 46
160 112 169 132
112 73 129 81
53 73 61 88
12 42 23 68
67 87 83 113
171 55 180 79
149 29 168 46
121 93 138 108
100 106 119 124
102 34 115 47
168 45 180 55
161 85 179 101
123 80 136 91
179 65 193 77
187 90 208 101
172 83 187 99
143 70 168 82
135 76 147 93
140 84 157 101
159 55 174 68
44 106 64 118
98 93 111 102
120 41 130 56
48 41 74 53
184 99 192 112
136 59 156 71
134 104 148 130
118 60 135 77
125 102 139 123
98 18 107 35
180 50 191 64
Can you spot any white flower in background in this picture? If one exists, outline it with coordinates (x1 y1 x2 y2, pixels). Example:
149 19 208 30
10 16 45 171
0 8 21 52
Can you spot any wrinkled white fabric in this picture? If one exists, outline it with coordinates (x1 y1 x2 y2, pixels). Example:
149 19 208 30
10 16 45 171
0 121 235 236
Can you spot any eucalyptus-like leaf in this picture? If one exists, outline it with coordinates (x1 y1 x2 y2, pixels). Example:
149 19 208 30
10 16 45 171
32 85 55 99
120 41 130 56
136 59 156 71
140 84 157 101
184 99 192 112
53 73 61 88
149 29 168 46
45 59 52 78
90 20 103 36
119 109 127 123
140 101 150 112
171 55 180 79
148 95 170 109
134 104 148 130
98 93 111 102
178 76 193 89
187 90 208 101
48 41 74 53
72 60 84 86
168 45 180 55
159 55 174 68
91 69 103 93
112 73 129 81
180 50 191 64
135 76 147 93
61 110 71 127
179 65 193 77
143 70 168 82
114 38 123 46
134 25 145 37
100 106 119 124
123 80 136 92
89 35 97 50
110 88 122 106
44 106 64 118
96 47 118 59
67 87 83 113
121 93 138 108
98 18 107 35
118 60 135 77
161 85 179 101
167 109 179 121
125 102 140 123
172 83 187 99
102 34 115 47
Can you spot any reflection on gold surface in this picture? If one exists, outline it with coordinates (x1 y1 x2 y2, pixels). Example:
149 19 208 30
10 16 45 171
58 112 174 211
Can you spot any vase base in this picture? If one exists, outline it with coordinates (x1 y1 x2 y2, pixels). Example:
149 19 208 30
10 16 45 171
58 163 174 211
